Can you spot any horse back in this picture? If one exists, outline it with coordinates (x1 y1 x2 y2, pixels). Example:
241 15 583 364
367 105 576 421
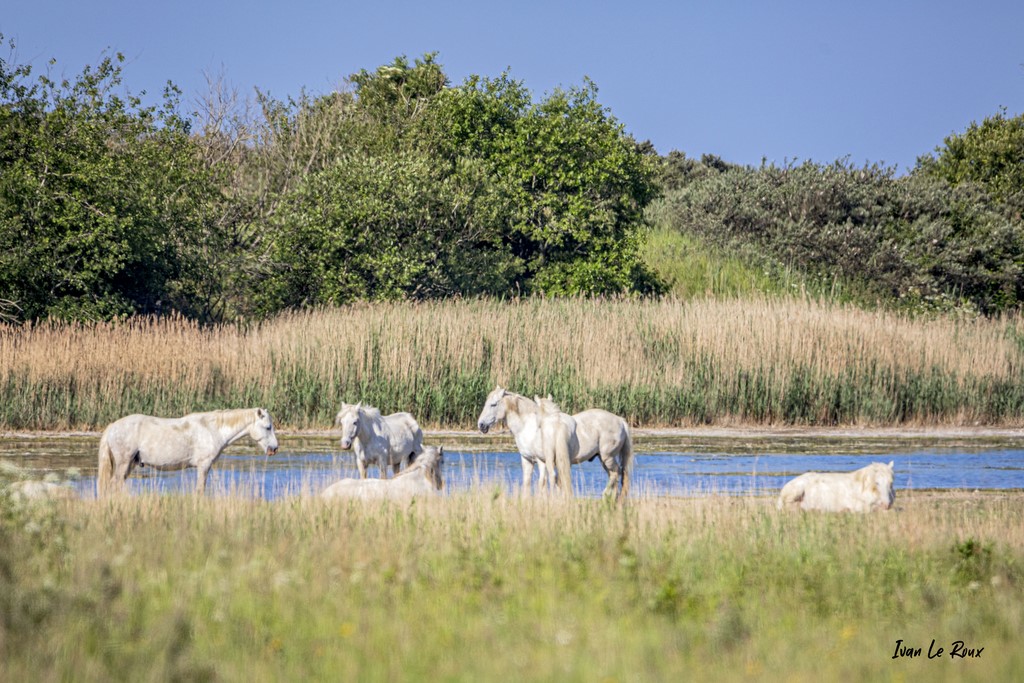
383 412 423 447
103 413 207 467
572 409 627 457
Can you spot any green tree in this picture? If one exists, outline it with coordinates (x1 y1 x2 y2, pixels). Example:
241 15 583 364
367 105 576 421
0 39 217 321
253 56 663 310
918 107 1024 205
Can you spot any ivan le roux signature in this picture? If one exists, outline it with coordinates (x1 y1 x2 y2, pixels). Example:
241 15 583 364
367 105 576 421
892 639 984 659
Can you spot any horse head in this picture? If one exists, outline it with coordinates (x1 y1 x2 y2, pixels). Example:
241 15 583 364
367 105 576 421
420 445 445 490
853 461 895 510
250 407 279 456
336 402 362 450
477 385 508 434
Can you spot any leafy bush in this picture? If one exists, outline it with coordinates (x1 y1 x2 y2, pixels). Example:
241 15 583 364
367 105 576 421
657 156 1024 314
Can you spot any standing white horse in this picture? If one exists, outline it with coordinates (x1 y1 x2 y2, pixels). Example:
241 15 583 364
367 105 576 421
97 408 279 496
778 461 895 513
536 396 577 496
335 402 423 478
321 446 444 500
476 386 634 500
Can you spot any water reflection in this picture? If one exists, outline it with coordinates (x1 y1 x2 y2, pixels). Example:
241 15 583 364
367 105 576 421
2 434 1023 498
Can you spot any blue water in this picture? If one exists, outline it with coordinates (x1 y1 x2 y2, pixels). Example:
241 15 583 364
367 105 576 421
8 434 1017 499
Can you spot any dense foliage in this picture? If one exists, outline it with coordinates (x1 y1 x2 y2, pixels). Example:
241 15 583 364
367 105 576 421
0 44 662 322
2 35 1023 322
656 141 1024 313
0 49 219 321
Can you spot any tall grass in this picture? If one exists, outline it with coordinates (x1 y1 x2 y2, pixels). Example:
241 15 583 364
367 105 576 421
1 489 1022 681
2 297 1023 430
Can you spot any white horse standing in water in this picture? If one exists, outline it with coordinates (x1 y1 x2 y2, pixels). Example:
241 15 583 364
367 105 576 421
778 461 895 513
335 402 423 478
536 396 577 496
476 386 634 500
321 446 444 500
97 408 279 496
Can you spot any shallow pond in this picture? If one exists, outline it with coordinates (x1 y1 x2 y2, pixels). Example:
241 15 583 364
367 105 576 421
3 431 1023 498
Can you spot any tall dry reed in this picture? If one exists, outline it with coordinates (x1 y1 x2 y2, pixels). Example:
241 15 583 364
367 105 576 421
1 297 1022 429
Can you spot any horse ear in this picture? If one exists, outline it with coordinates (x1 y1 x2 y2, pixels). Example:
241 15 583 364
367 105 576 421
438 446 444 455
888 461 894 469
546 393 553 401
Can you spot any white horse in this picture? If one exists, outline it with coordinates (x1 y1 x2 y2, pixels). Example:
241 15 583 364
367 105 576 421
777 461 895 513
321 446 444 500
536 396 577 496
476 385 634 499
335 402 423 478
97 407 279 496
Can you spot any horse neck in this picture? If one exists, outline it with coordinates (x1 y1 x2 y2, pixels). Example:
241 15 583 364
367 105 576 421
212 408 255 446
503 394 539 432
353 410 377 441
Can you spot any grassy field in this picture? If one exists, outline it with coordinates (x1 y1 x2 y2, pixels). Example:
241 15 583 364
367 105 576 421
2 297 1023 431
1 487 1021 681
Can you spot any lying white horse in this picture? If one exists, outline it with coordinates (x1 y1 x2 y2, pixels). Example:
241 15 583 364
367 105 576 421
778 461 895 512
336 402 423 478
536 396 577 495
476 385 634 499
321 445 444 500
97 407 279 496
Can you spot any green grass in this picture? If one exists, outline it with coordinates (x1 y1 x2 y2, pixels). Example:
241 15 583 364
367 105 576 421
2 488 1022 681
641 226 794 299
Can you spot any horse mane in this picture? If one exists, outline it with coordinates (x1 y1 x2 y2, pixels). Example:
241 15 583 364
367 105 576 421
358 404 382 420
209 408 257 431
503 392 539 418
394 446 441 480
537 397 561 416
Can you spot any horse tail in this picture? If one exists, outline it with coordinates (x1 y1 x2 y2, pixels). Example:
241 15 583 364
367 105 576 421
618 425 634 502
412 423 424 456
555 428 573 497
97 430 115 497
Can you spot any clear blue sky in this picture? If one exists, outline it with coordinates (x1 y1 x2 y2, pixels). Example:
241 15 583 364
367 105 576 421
4 1 1023 173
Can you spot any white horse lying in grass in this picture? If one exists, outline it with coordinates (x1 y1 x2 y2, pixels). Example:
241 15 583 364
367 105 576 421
97 408 279 496
336 402 423 479
476 385 634 499
777 461 895 512
321 445 444 500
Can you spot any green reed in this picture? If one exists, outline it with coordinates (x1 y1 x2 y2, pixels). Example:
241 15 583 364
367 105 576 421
1 298 1022 430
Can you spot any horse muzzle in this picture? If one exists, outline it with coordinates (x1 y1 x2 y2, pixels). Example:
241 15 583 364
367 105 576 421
266 447 278 457
340 439 352 450
477 422 490 434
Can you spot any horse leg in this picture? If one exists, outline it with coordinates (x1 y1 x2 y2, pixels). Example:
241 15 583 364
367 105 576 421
599 452 620 499
196 463 212 495
540 460 556 493
113 452 138 492
356 456 368 479
520 457 535 496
